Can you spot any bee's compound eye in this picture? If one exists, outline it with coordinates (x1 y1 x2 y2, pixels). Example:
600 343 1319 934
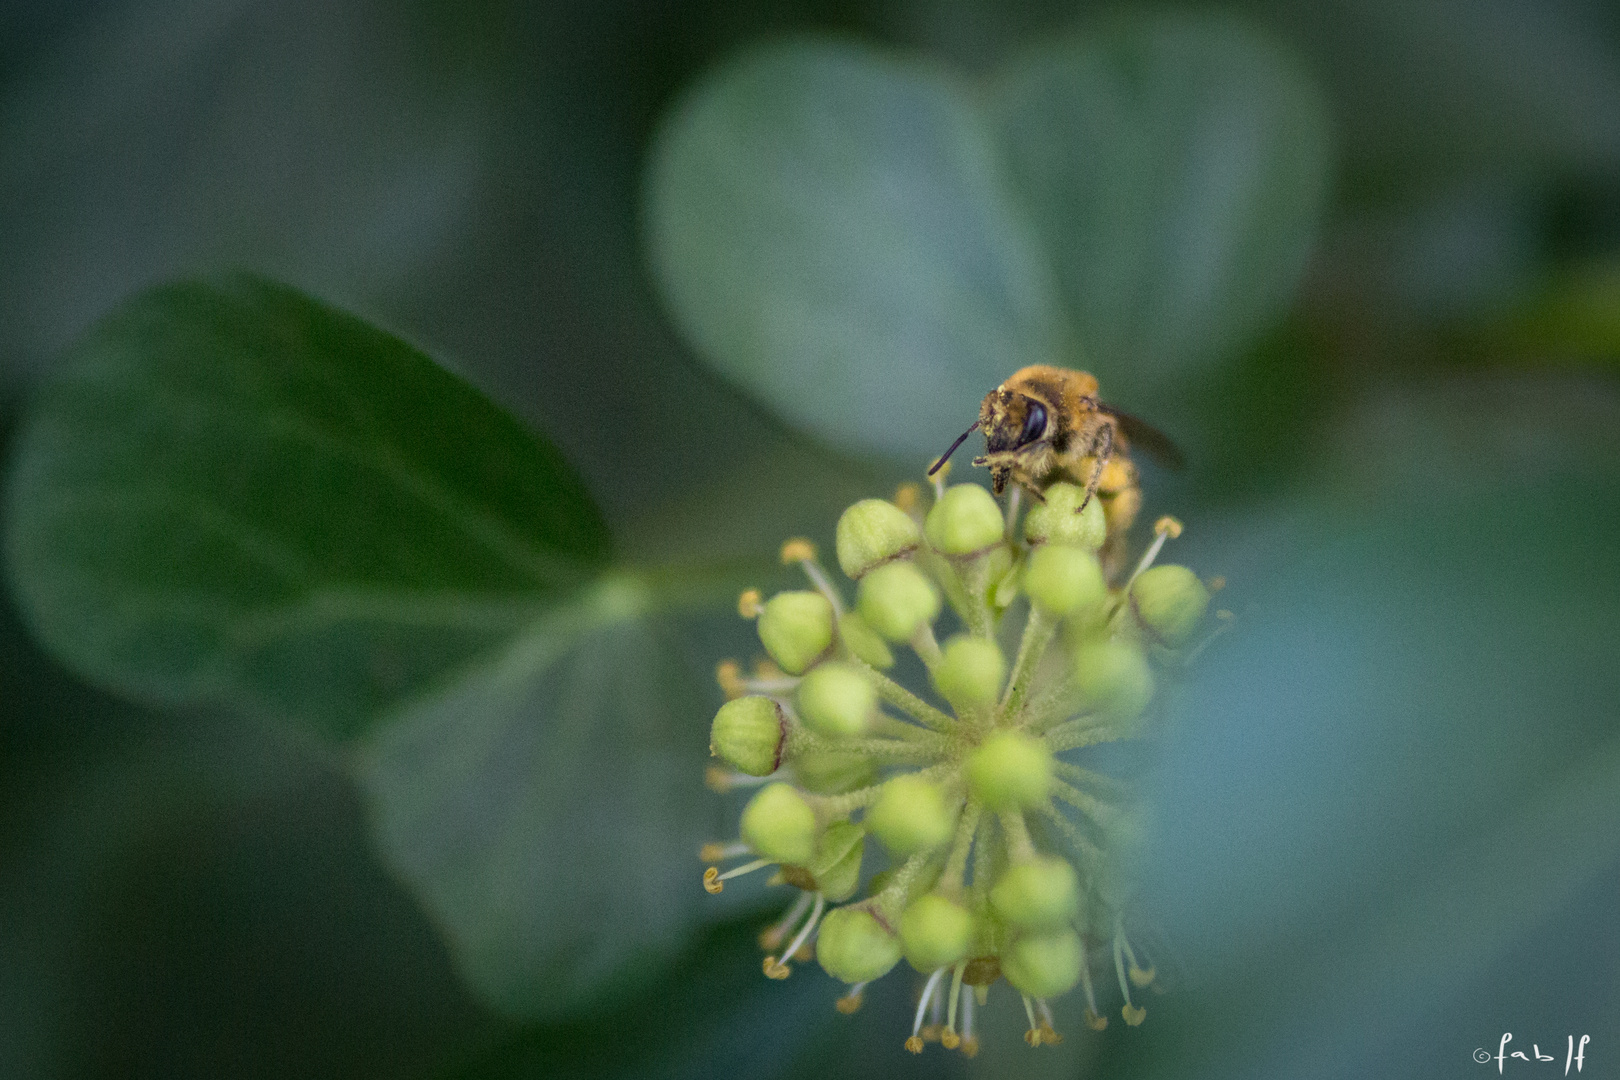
1018 402 1047 447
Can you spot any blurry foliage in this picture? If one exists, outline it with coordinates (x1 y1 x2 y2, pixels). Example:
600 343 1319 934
1 0 1618 1078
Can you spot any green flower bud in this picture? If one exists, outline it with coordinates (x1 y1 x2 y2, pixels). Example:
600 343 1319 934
990 856 1080 930
709 696 784 776
931 635 1006 710
1001 929 1084 999
817 905 902 984
1130 564 1211 646
793 749 876 795
836 498 920 579
866 774 955 856
856 562 941 642
805 820 866 902
965 730 1052 811
757 591 834 674
837 611 894 669
924 484 1004 555
740 782 816 865
899 893 975 972
1023 482 1106 551
1074 638 1155 720
1022 544 1107 617
796 662 875 738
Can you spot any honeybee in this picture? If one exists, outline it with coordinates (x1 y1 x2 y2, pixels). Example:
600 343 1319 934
929 365 1183 544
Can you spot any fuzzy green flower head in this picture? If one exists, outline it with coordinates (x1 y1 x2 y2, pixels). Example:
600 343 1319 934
700 473 1218 1053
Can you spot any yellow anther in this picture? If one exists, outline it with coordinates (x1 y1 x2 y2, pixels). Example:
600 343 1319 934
1023 1027 1042 1047
893 483 921 513
758 926 785 951
1038 1022 1063 1045
792 941 814 962
737 589 763 619
1129 963 1156 988
904 1036 924 1054
780 538 817 564
703 766 732 793
959 1035 980 1058
699 843 727 863
835 990 864 1015
762 956 791 980
752 658 786 680
715 659 747 699
1084 1007 1108 1031
703 867 723 894
1153 515 1183 539
1122 1003 1147 1026
940 1029 960 1050
921 1024 942 1043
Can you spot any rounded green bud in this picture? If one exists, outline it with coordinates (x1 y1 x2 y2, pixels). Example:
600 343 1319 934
900 894 975 972
990 856 1080 930
1023 482 1106 551
757 591 834 674
1001 929 1084 999
816 905 902 984
793 749 876 795
856 561 941 642
805 820 866 902
930 635 1006 710
1022 544 1107 617
1074 638 1155 720
866 774 955 856
837 611 894 669
836 499 920 579
1130 564 1211 646
739 782 816 865
709 696 784 776
925 484 1004 555
965 730 1052 811
796 662 875 738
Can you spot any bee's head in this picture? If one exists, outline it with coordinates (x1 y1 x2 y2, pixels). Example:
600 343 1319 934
980 390 1048 454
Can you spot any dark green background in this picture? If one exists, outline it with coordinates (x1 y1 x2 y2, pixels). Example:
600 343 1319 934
2 1 1617 1078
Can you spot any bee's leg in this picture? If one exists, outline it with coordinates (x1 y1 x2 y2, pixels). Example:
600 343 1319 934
1078 425 1114 513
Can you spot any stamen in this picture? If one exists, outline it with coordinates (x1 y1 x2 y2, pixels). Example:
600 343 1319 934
1080 941 1108 1030
960 988 979 1057
759 891 814 950
700 841 750 863
779 538 817 564
1017 997 1043 1049
767 893 825 979
1120 932 1156 987
930 461 951 498
835 983 866 1014
1123 516 1182 592
782 540 848 619
942 963 965 1048
716 858 771 883
1038 999 1063 1045
716 659 747 699
1114 927 1146 1025
908 967 947 1052
893 483 921 513
737 589 763 619
910 621 943 669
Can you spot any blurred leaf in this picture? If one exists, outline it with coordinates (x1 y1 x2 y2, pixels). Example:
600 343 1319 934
1489 258 1620 363
644 36 1070 461
4 276 610 742
357 576 747 1020
991 12 1332 406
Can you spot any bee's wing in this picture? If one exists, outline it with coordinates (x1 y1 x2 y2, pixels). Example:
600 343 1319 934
1098 405 1186 470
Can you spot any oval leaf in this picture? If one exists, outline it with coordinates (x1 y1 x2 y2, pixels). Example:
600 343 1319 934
644 37 1069 461
4 275 611 741
991 13 1332 402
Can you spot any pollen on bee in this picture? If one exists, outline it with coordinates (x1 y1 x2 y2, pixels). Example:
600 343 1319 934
779 538 817 564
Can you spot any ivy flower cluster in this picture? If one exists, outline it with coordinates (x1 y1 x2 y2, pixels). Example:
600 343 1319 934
702 469 1216 1054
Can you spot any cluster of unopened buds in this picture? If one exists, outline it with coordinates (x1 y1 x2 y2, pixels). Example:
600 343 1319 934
702 467 1222 1054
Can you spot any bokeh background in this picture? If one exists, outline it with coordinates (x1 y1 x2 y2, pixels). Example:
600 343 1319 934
2 1 1617 1078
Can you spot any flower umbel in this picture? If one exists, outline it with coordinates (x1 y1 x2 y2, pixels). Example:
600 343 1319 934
703 474 1216 1053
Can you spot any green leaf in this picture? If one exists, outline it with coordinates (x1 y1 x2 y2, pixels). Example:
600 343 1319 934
990 13 1332 404
643 21 1331 459
357 573 746 1021
644 37 1070 461
4 275 610 742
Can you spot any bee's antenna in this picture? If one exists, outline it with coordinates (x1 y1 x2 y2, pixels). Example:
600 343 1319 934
929 421 979 476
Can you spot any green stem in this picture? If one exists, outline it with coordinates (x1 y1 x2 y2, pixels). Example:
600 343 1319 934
851 657 958 732
1052 778 1118 825
876 850 937 921
1051 759 1131 800
937 800 982 895
1000 607 1056 720
1043 715 1131 753
911 622 944 669
1036 802 1103 862
786 728 937 762
998 808 1037 862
